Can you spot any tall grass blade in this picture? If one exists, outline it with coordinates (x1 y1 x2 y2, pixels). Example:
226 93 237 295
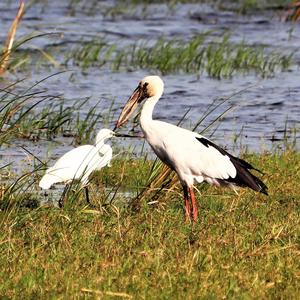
0 0 25 74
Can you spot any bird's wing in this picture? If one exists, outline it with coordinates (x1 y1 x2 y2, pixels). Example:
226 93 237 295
155 125 267 194
196 136 268 194
150 123 237 181
47 145 98 181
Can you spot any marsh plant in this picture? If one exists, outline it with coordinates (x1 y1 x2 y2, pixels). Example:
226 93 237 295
14 0 293 16
68 34 293 78
0 77 113 145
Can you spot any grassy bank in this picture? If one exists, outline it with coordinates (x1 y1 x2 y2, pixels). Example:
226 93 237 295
0 150 299 299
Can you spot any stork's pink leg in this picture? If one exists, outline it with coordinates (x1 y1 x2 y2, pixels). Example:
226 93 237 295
189 186 198 222
184 196 191 221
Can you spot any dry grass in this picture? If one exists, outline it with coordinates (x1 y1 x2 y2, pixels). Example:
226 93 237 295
0 1 25 74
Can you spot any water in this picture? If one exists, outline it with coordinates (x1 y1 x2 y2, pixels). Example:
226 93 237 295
0 1 299 171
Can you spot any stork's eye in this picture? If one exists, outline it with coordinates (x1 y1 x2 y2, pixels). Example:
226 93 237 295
141 82 149 98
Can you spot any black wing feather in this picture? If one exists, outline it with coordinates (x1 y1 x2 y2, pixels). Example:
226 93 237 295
197 137 268 195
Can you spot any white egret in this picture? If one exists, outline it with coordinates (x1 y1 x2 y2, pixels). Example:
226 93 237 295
115 76 268 222
39 129 115 207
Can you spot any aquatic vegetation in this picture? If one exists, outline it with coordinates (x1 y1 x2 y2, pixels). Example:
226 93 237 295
120 0 291 9
0 2 57 74
0 82 111 149
128 35 292 78
0 32 61 75
3 0 293 18
66 39 110 70
68 34 293 79
65 0 292 16
215 0 291 14
0 1 24 75
5 97 106 144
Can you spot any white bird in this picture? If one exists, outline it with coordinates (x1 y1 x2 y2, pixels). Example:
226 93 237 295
39 129 115 207
115 76 268 222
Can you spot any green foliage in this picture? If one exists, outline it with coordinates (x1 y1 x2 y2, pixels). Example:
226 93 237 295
68 35 293 79
0 33 60 74
59 0 292 16
0 151 299 299
0 76 112 145
58 0 292 16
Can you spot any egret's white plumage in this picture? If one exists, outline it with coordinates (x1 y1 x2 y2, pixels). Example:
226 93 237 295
116 75 268 221
39 129 114 206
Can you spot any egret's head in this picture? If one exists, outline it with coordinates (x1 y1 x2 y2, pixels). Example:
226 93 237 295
115 75 164 129
96 129 115 145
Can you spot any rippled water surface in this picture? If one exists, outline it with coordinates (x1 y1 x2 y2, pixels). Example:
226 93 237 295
0 1 299 170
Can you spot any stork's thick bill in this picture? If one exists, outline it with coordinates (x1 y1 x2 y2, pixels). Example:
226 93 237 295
116 84 146 128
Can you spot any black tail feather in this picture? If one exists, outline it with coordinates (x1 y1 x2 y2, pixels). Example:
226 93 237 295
225 161 268 195
196 137 268 195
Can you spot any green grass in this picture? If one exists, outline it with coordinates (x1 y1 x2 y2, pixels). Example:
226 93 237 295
0 150 299 299
0 75 115 146
77 0 292 17
0 32 60 74
68 34 293 78
21 0 290 16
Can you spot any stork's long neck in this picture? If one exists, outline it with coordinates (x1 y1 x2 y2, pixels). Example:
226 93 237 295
140 95 160 135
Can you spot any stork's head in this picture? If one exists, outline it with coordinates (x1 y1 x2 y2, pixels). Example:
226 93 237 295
115 75 164 129
96 129 115 145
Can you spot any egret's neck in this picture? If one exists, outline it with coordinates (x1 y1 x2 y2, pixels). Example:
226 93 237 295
140 95 160 133
95 139 105 151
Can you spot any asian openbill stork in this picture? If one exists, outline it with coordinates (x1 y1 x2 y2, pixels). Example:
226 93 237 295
115 76 268 222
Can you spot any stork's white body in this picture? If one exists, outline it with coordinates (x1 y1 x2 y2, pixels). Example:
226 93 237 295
140 101 236 188
116 75 268 221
